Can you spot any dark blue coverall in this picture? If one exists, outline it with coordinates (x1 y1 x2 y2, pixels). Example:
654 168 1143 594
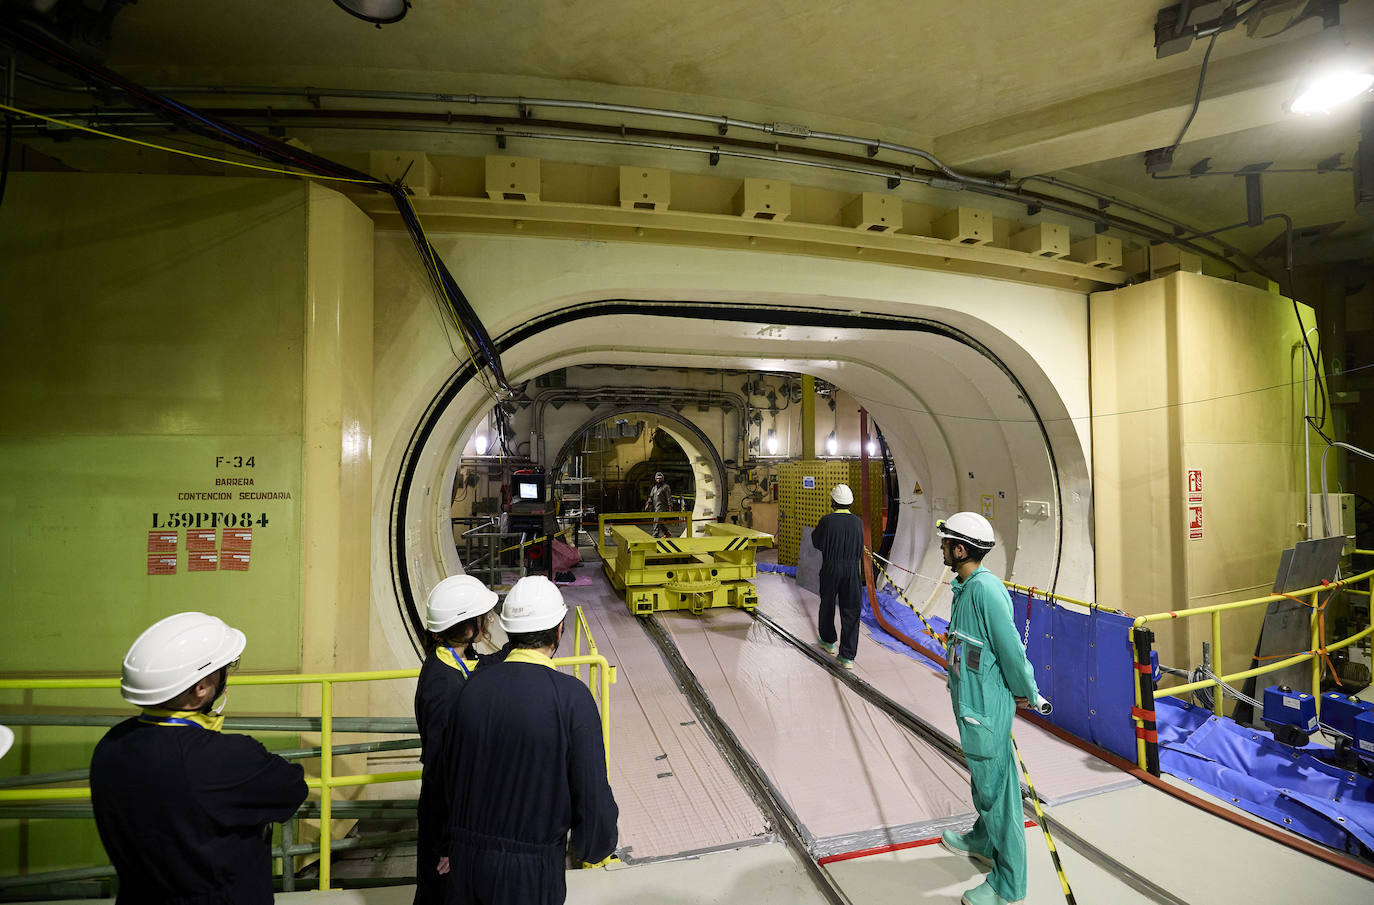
90 715 307 904
414 646 472 905
444 648 618 905
811 507 865 661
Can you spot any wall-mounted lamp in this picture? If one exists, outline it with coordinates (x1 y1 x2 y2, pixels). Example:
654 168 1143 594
867 437 878 457
766 429 779 455
474 433 490 456
333 0 409 26
826 431 838 456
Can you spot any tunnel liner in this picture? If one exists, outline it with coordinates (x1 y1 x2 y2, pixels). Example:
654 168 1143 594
391 299 1068 654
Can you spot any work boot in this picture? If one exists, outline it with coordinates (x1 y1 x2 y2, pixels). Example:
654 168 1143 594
940 830 992 868
817 638 837 655
960 879 1019 905
837 657 855 670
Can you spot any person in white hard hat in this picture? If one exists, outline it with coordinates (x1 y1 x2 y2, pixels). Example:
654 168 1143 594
89 612 307 905
934 512 1039 905
443 575 618 905
0 725 13 761
810 483 865 668
643 470 675 538
414 574 502 904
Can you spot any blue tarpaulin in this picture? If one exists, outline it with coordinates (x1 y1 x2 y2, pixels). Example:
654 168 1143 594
1011 590 1139 764
1156 697 1374 855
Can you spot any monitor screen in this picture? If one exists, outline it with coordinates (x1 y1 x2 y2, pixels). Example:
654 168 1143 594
518 481 540 500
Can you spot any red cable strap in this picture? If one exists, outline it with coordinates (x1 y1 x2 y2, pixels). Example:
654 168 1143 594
1131 706 1155 722
1134 662 1153 674
1135 727 1159 743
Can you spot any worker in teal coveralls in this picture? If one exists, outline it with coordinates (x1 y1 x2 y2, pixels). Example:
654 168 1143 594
936 511 1039 905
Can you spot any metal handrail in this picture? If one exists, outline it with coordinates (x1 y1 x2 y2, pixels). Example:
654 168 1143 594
1130 565 1374 765
0 607 614 892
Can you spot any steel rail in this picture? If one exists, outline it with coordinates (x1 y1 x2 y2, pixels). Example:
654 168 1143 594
749 609 1193 905
637 615 854 905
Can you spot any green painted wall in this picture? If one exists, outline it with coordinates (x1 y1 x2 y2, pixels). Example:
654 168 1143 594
0 174 312 875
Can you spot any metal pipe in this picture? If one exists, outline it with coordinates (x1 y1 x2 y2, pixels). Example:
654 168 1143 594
1303 326 1317 539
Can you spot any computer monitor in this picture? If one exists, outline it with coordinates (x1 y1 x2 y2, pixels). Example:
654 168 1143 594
517 479 541 501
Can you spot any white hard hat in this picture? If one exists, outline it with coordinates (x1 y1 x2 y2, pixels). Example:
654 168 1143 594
831 483 854 505
426 574 499 632
498 575 568 634
120 612 246 707
937 512 995 551
0 725 13 761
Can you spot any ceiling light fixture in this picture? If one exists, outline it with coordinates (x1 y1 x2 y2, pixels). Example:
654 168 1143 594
474 433 489 456
1290 69 1374 114
332 0 409 26
867 438 878 457
766 429 779 456
826 432 838 456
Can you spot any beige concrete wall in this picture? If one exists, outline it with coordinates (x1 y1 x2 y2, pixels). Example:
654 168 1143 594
1091 272 1314 675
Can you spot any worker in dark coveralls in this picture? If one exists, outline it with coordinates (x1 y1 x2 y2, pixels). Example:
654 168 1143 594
643 470 674 537
90 612 307 904
444 575 618 905
414 574 500 904
936 512 1040 905
811 482 864 669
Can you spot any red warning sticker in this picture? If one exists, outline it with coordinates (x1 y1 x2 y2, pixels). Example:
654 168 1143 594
221 528 253 552
187 530 218 552
147 531 179 553
147 553 178 575
188 551 219 572
221 551 251 572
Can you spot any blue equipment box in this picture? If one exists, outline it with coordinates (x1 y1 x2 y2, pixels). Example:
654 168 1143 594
1320 692 1374 739
1262 686 1317 733
1356 711 1374 761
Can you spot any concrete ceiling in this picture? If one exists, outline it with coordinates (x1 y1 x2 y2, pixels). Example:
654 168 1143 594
10 0 1374 261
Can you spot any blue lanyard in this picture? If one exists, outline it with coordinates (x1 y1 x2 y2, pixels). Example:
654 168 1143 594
446 647 472 677
139 716 201 728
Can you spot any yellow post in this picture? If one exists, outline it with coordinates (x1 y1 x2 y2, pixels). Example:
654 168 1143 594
1311 590 1321 718
1211 611 1223 717
319 679 332 891
801 374 815 460
1131 629 1147 771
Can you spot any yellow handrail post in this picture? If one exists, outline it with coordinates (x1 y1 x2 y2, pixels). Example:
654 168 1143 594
1210 611 1223 717
1311 590 1322 718
600 655 612 773
319 679 332 892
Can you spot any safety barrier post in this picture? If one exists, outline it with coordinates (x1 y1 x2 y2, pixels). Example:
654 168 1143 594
319 679 332 891
1130 628 1160 776
1210 612 1223 717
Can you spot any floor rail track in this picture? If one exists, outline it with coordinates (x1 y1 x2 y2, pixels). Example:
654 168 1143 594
638 615 854 905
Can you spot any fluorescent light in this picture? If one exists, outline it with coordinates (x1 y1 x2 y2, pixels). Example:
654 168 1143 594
765 430 779 455
826 432 838 456
474 433 489 455
1291 69 1374 114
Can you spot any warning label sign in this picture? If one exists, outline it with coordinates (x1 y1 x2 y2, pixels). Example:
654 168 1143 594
1186 467 1203 540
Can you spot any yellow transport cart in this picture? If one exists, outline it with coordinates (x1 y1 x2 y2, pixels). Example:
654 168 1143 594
598 514 774 616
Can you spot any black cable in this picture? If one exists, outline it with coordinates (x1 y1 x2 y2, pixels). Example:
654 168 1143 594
1169 32 1219 155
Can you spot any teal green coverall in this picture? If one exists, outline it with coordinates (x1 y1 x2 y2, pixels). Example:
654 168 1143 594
946 566 1040 902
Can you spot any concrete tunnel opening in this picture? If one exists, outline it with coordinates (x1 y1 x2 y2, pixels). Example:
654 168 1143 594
379 300 1091 666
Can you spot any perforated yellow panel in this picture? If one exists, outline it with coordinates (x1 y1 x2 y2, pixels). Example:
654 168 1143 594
777 459 882 566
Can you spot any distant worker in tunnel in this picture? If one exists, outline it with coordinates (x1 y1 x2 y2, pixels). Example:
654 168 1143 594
811 483 864 669
415 575 501 904
90 612 308 905
643 470 675 538
443 575 619 905
936 512 1039 905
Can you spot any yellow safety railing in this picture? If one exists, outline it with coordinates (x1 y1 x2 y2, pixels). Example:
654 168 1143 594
1131 563 1374 770
0 607 615 892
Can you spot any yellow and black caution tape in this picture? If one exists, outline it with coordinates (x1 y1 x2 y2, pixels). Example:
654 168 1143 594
1012 734 1076 904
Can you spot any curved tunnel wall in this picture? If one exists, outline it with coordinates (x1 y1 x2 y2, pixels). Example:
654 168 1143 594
369 232 1094 695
